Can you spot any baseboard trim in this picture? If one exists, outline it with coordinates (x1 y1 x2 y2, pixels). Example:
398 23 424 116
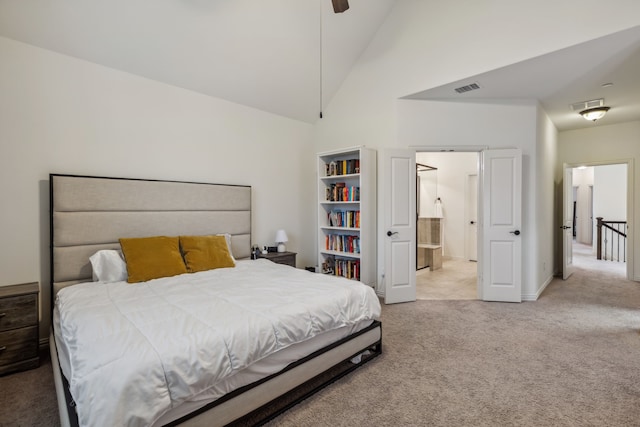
522 275 553 301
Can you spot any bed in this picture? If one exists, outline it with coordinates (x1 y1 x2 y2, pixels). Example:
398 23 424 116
49 174 382 427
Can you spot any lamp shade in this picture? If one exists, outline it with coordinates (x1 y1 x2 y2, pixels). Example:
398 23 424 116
275 229 288 243
580 106 609 121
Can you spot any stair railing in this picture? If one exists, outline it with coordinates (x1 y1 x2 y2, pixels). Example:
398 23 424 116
596 217 627 262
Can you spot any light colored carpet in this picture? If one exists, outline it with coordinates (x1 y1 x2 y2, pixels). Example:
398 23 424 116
572 241 626 277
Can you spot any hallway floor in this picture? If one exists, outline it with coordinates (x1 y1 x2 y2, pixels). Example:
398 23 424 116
416 242 626 301
572 241 626 276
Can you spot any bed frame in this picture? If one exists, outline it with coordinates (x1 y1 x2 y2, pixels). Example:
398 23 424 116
49 174 381 426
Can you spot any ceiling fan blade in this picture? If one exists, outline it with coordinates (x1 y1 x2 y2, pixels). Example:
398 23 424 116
332 0 349 13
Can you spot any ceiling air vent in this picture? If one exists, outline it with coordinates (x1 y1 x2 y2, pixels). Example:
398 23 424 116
454 82 481 94
570 98 604 112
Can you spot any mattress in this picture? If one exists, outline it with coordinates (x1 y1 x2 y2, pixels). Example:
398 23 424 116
53 259 381 427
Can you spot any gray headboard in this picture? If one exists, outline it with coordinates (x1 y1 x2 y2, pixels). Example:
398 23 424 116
50 174 251 295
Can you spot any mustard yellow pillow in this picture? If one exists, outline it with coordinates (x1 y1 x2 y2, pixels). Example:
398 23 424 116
179 235 235 273
119 236 187 283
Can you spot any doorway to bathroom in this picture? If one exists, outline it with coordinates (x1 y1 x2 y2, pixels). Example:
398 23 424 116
415 151 479 300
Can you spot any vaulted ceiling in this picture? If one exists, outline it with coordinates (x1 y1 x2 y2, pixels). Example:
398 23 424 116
0 0 396 123
1 1 639 131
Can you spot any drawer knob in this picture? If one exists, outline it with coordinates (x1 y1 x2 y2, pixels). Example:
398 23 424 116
0 346 6 352
0 312 6 318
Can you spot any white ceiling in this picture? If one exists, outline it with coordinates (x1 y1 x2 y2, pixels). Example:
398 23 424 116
1 1 639 130
0 0 396 123
406 25 640 132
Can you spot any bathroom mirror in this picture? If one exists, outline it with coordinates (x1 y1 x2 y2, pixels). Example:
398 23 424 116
417 164 437 217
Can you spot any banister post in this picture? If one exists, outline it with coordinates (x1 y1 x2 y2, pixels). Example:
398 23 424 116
596 217 603 260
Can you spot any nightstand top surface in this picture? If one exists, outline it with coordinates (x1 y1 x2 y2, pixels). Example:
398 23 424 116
258 251 296 258
0 282 39 298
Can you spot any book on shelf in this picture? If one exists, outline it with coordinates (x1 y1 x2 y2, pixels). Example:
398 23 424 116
321 256 360 280
325 184 360 202
324 159 360 177
325 234 360 254
328 210 360 228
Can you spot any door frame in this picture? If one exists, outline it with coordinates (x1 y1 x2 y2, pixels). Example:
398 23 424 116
464 172 479 262
562 159 634 280
562 164 575 280
411 146 484 299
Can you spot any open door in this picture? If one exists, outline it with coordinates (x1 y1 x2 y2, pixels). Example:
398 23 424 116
383 149 416 304
562 165 575 279
481 149 522 302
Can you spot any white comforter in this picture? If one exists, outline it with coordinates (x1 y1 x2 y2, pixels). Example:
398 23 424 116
54 259 381 427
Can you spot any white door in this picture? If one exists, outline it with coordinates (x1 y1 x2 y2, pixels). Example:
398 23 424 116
466 173 478 262
562 165 575 279
481 149 522 302
383 149 416 304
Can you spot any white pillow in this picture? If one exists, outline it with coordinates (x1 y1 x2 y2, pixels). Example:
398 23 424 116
89 249 128 282
217 233 236 262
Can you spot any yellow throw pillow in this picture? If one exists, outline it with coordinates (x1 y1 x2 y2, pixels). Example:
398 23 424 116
180 235 236 273
119 236 187 283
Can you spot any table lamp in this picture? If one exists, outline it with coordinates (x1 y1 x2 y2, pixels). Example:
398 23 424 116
275 229 288 253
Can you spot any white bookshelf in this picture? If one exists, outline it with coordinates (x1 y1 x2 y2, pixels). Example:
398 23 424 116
317 147 376 287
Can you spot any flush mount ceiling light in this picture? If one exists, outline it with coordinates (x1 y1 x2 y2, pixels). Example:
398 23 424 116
579 106 610 122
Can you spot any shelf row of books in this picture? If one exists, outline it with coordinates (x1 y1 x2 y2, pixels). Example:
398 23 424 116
327 210 360 228
325 234 360 254
325 183 360 202
325 158 360 176
321 257 360 280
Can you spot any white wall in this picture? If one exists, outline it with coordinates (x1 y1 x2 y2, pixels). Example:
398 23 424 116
535 106 558 297
313 1 640 298
572 167 594 244
569 165 626 249
593 164 627 258
558 121 640 279
0 37 316 340
594 164 627 222
417 168 437 217
416 152 478 260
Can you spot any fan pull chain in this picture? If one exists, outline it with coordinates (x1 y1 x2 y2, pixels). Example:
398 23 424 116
319 0 323 119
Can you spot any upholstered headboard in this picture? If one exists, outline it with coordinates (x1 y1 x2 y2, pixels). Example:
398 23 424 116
50 174 251 295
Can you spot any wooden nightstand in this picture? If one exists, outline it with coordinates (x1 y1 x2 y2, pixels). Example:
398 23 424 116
257 251 297 267
0 282 40 376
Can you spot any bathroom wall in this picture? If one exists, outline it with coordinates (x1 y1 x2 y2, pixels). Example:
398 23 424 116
415 152 479 259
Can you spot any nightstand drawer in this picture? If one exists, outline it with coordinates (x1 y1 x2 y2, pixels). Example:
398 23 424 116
0 294 38 332
271 255 295 267
257 252 296 267
0 326 38 366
